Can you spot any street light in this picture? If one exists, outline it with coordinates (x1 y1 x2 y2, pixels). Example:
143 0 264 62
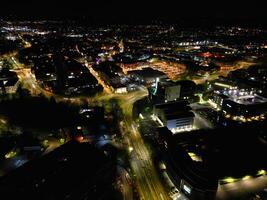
242 175 251 180
257 169 266 176
128 146 134 153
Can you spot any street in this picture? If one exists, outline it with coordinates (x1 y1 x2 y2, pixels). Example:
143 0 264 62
118 90 171 200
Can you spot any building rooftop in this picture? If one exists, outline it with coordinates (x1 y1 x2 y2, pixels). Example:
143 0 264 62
165 111 195 120
230 94 267 105
158 124 267 194
220 88 267 105
160 124 267 183
129 67 166 79
155 100 189 109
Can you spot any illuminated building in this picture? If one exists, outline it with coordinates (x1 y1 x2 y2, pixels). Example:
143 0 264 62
151 80 196 103
158 125 267 200
153 101 194 133
128 67 167 85
92 61 128 93
211 87 267 122
121 59 186 80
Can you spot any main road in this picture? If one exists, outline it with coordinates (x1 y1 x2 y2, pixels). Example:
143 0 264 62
117 89 170 200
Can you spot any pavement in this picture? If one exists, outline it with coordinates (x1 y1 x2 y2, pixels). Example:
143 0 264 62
193 111 214 130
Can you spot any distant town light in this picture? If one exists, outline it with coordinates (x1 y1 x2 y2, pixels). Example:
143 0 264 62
5 150 17 159
242 175 251 180
257 169 266 176
59 138 65 144
222 177 237 183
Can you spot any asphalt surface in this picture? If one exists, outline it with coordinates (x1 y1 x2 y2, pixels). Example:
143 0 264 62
118 90 171 200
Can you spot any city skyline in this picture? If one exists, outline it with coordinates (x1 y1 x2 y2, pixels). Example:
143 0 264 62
0 4 267 200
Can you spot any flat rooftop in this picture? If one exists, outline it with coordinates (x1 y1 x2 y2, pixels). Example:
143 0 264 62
221 89 267 105
155 100 190 110
170 125 267 179
231 94 267 105
129 67 166 78
158 123 267 191
165 111 195 120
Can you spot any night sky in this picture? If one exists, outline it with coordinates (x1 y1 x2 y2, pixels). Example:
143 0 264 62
2 0 267 26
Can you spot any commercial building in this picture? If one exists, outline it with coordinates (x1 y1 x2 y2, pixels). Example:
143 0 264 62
222 97 267 121
151 80 196 103
158 125 267 200
152 81 181 103
128 67 167 85
210 87 267 122
212 93 228 108
153 101 194 133
93 61 129 93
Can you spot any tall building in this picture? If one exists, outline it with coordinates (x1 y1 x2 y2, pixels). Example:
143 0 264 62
158 126 267 200
153 101 194 133
210 88 267 122
151 80 196 104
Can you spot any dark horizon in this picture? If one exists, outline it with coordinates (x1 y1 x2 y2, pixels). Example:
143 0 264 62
2 0 267 28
